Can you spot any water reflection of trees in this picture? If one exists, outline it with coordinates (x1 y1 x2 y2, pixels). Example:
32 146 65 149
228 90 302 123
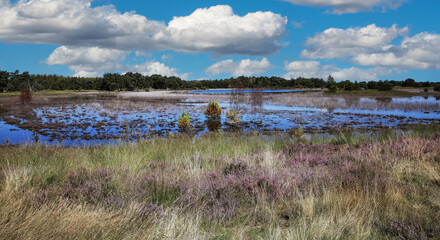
206 119 221 132
375 97 392 106
343 95 361 108
323 98 339 126
250 89 263 113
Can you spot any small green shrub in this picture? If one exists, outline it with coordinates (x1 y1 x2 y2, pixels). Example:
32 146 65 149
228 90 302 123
167 132 175 139
292 124 305 139
205 100 221 118
177 110 191 130
434 85 440 92
424 88 429 92
226 108 240 124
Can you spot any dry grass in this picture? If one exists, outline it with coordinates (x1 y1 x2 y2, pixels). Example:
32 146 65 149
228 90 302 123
1 131 439 239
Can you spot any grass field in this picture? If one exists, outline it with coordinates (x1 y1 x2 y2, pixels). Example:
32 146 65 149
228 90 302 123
1 127 439 239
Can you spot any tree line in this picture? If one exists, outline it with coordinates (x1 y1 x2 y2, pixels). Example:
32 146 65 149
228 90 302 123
0 69 439 93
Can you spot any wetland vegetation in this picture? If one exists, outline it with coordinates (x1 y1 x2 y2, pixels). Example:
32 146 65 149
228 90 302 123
1 128 440 239
1 69 440 239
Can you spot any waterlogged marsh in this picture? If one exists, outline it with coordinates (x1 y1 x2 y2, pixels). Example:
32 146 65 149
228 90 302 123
0 91 439 145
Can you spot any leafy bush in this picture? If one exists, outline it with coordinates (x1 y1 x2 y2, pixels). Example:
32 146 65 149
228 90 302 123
434 85 440 92
424 88 429 92
205 100 222 117
226 108 240 124
177 110 191 130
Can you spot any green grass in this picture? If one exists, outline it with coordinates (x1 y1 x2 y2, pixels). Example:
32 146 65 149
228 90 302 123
1 129 439 239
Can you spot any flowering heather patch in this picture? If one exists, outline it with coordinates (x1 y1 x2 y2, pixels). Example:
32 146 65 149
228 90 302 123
1 131 440 239
378 218 431 240
388 136 440 161
287 153 329 167
185 162 279 220
283 143 339 157
60 167 122 206
35 167 125 207
223 161 247 175
129 171 183 206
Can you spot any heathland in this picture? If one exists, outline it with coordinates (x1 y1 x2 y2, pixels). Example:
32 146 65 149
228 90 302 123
1 84 440 239
1 128 440 239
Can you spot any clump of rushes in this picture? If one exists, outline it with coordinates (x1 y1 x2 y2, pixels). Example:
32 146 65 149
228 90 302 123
226 108 240 124
177 110 191 130
205 100 221 118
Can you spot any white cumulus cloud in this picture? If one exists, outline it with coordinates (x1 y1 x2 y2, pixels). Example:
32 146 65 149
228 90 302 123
283 61 399 81
299 24 440 70
282 0 406 14
46 46 187 78
47 46 128 66
0 0 164 49
285 60 321 72
126 61 186 79
0 0 9 7
206 58 272 76
0 1 288 76
154 5 287 55
0 1 287 55
353 33 440 70
301 24 408 59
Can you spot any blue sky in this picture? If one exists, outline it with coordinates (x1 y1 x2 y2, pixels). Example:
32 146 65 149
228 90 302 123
0 0 439 82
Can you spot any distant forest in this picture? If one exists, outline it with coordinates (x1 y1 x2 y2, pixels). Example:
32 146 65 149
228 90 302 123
1 69 439 92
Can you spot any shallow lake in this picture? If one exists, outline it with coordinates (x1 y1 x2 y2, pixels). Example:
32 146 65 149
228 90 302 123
0 91 439 146
190 89 310 94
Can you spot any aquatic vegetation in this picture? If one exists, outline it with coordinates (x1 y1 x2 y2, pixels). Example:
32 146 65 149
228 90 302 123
292 124 305 139
177 110 191 130
226 108 240 124
204 100 221 118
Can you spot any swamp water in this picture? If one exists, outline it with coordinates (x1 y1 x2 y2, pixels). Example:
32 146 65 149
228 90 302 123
0 91 439 146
